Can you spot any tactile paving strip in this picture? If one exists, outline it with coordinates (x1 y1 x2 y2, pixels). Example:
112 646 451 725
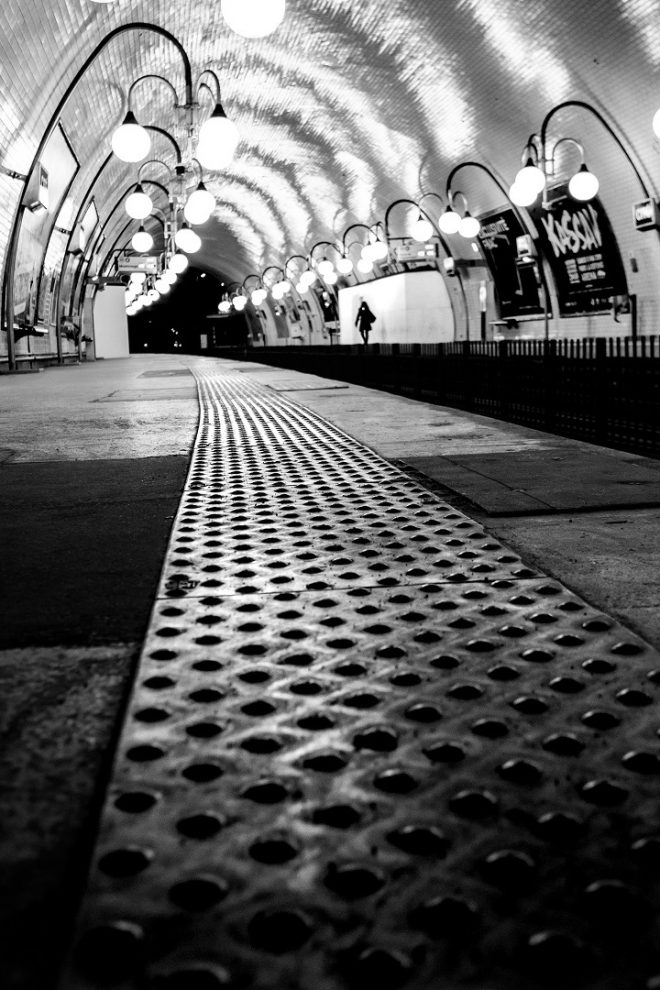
63 369 660 990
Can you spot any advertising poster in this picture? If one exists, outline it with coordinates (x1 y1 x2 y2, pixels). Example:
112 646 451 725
530 183 628 315
476 207 544 319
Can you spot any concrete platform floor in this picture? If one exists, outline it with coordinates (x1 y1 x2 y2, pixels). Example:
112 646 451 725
1 354 659 990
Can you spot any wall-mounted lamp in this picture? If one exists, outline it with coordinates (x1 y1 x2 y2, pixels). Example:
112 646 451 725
131 225 154 253
168 252 189 274
174 221 201 253
509 133 598 206
125 183 153 220
439 191 481 238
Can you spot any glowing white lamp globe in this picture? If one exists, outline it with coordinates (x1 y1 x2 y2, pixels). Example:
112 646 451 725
514 159 546 196
220 0 285 38
317 258 334 277
324 270 338 285
184 183 215 225
458 212 481 238
174 224 202 253
371 239 389 261
218 300 232 313
509 181 539 208
438 206 461 234
361 243 376 262
112 111 151 163
295 281 306 294
169 252 189 274
162 270 177 285
412 214 433 242
154 278 170 294
357 257 374 274
279 279 291 294
197 106 240 170
233 294 247 311
131 226 153 253
301 269 317 286
125 184 153 220
129 271 146 284
251 288 266 305
653 108 660 138
271 282 285 299
337 256 353 275
148 289 160 302
142 295 153 307
568 164 599 201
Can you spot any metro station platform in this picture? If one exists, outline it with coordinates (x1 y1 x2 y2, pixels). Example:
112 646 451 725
2 354 660 990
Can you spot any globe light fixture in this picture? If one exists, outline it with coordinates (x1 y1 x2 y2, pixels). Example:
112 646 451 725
148 288 160 302
509 181 539 208
154 278 170 294
324 271 338 285
412 213 433 242
370 238 389 261
514 157 546 197
220 0 285 38
337 256 353 274
438 205 461 234
174 224 202 253
112 111 151 163
271 282 285 300
142 295 153 307
300 269 317 287
568 163 599 201
162 270 177 285
129 271 147 284
197 104 240 170
168 252 189 274
184 182 216 225
251 287 267 305
458 211 481 238
131 225 153 253
357 257 374 274
361 243 376 262
317 258 334 277
218 299 232 313
125 184 153 220
233 293 247 311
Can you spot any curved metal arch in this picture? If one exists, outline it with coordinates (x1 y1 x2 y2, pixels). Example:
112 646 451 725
2 22 192 368
539 99 651 199
341 223 371 252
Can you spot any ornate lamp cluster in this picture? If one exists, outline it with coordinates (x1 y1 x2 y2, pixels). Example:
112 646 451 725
114 66 240 267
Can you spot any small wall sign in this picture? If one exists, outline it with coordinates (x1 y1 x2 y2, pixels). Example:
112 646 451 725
633 198 660 231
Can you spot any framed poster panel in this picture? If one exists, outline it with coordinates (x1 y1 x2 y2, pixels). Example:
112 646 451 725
529 183 628 315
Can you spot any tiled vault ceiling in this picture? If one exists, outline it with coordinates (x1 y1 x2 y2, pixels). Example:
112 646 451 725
3 0 660 284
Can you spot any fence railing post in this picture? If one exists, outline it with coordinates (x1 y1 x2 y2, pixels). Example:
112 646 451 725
544 339 557 430
595 336 607 441
498 339 509 419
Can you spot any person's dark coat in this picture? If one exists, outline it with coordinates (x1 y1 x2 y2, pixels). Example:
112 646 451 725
355 302 376 342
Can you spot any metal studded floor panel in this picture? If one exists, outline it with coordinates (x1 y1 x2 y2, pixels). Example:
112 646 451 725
64 369 660 990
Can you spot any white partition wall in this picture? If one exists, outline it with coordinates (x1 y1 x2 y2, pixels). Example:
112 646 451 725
92 286 130 358
338 270 455 345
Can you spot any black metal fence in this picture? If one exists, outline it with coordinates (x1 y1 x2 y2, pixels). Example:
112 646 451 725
215 337 660 457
